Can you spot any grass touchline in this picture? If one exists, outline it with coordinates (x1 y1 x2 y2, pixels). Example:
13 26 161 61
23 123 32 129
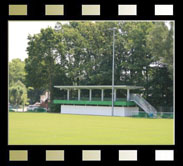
9 112 174 145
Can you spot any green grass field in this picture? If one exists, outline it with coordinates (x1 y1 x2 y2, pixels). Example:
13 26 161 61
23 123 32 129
9 112 174 145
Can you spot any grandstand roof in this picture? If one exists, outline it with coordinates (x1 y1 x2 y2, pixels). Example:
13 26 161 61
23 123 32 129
54 85 144 90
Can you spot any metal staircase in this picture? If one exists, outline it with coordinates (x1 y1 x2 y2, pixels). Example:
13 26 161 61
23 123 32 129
130 94 157 117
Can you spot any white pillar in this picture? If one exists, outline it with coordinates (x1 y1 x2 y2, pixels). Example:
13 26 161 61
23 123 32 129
77 89 80 101
127 89 130 101
101 89 104 101
89 89 92 101
67 89 70 100
114 89 116 101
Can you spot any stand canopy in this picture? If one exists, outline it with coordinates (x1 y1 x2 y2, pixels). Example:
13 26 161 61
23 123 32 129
54 85 143 102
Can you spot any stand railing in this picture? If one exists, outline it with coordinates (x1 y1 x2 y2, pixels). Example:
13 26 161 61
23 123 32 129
130 94 157 117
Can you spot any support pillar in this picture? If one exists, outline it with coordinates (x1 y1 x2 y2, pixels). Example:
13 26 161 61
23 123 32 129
89 89 92 101
114 89 117 101
127 89 130 101
67 89 70 100
78 89 80 101
101 89 104 101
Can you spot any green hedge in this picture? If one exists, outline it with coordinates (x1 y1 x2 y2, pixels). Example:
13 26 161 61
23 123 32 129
132 112 173 119
27 107 47 112
9 110 15 112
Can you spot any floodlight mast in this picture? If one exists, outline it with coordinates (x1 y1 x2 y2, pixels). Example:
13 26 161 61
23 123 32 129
109 27 117 116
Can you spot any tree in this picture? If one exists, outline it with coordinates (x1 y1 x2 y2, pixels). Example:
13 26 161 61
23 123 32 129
145 22 173 107
9 58 26 86
25 21 174 112
147 22 173 79
9 80 28 111
25 27 69 110
115 22 156 99
27 87 43 105
26 28 58 102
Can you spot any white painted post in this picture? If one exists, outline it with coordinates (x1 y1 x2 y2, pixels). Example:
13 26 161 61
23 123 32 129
101 89 104 101
67 89 70 100
89 89 92 101
127 89 130 101
78 89 81 101
114 89 116 101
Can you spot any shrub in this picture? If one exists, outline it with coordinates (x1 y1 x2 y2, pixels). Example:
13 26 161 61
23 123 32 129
27 107 47 112
34 107 47 112
49 103 60 113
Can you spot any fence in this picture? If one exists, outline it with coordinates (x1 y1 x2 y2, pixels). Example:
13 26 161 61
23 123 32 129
156 106 173 112
132 111 173 119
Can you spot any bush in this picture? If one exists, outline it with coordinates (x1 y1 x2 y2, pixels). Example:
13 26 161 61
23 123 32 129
49 103 60 113
27 110 34 112
9 110 15 112
161 114 173 119
27 107 47 112
34 107 47 112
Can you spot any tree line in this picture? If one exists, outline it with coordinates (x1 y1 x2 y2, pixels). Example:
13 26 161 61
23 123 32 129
9 21 173 112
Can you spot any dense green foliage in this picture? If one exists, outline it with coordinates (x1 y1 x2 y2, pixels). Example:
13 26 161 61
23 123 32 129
9 59 28 109
9 58 26 86
9 59 42 108
27 107 47 112
19 21 173 111
9 80 28 111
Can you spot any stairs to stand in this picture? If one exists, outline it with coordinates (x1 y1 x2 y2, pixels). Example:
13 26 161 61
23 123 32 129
129 94 157 117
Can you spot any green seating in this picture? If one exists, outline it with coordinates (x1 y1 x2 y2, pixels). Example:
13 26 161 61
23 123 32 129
53 99 136 107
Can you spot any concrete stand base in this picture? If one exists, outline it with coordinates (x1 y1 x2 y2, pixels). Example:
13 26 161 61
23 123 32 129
61 105 139 117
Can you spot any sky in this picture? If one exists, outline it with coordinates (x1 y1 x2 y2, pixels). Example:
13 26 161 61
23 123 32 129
8 21 67 61
8 21 172 62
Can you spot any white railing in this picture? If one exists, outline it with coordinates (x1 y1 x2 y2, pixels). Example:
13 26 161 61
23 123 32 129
130 94 157 116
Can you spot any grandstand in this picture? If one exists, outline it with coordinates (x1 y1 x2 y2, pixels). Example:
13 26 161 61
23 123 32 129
53 85 158 117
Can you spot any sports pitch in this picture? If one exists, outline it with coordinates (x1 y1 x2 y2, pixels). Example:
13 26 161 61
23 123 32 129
9 112 174 145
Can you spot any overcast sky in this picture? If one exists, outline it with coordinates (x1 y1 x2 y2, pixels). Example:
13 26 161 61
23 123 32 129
8 21 65 61
8 21 171 62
